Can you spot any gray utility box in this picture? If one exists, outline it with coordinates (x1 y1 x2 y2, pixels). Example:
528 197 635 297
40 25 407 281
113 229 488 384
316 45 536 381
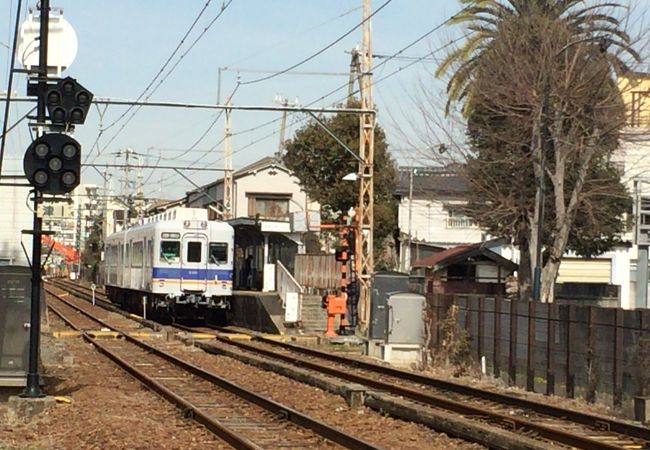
369 271 409 340
0 266 31 386
386 292 425 345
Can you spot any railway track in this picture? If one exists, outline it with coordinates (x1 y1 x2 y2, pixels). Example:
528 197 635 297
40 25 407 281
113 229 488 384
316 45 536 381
50 279 650 449
44 284 381 450
181 326 650 450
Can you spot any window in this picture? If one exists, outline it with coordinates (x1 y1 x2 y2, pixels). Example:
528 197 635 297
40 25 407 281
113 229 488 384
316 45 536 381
147 239 153 267
187 241 202 263
132 241 143 267
209 243 228 264
160 241 180 263
630 91 650 127
125 243 131 267
248 194 290 221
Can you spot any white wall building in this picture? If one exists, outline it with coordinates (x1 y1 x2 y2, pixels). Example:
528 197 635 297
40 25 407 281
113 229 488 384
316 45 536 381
186 156 319 228
395 167 484 270
0 176 33 266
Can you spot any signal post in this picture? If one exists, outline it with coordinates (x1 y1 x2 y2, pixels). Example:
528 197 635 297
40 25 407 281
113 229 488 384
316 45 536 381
20 0 92 397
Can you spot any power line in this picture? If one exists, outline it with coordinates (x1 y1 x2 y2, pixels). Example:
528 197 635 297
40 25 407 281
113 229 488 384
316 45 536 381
88 0 234 164
226 5 361 68
239 0 395 86
147 8 468 193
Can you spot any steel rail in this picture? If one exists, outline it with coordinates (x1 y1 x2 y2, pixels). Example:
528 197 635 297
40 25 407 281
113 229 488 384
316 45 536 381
207 334 645 450
45 287 382 450
53 281 650 449
45 299 263 449
245 330 650 443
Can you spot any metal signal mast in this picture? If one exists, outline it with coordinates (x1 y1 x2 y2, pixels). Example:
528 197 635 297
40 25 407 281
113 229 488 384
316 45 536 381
357 0 375 328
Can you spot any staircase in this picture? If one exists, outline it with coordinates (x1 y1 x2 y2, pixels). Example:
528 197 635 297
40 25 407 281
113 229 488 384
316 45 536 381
300 294 328 332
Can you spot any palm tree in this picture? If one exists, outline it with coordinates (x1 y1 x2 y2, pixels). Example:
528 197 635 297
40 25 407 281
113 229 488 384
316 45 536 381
435 0 641 302
437 0 640 115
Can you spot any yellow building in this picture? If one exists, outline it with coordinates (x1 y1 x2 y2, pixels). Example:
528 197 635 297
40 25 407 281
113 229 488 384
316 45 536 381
555 72 650 307
618 72 650 128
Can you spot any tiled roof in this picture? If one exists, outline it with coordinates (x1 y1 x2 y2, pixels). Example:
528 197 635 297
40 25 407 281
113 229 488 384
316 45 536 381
395 166 469 200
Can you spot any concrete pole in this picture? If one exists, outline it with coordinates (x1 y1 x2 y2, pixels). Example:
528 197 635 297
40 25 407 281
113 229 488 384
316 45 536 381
406 167 414 272
637 245 648 309
223 98 233 220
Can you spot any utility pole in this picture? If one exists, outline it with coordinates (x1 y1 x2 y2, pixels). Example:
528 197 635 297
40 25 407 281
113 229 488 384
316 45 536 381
357 0 375 329
273 95 298 159
275 96 289 158
136 156 144 219
223 98 233 220
347 47 360 106
102 169 111 237
76 199 82 279
406 167 414 272
122 149 130 229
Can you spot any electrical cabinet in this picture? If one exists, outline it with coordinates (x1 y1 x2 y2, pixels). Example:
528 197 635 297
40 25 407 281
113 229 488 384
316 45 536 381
0 266 31 387
369 271 409 340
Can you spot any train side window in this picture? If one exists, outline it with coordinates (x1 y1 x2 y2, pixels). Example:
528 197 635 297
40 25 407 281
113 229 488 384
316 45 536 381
209 243 228 264
147 239 153 267
126 243 131 267
160 241 180 263
187 242 202 263
132 241 143 268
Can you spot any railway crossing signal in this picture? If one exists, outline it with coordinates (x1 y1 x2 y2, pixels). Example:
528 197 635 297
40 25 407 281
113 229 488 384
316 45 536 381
23 133 81 194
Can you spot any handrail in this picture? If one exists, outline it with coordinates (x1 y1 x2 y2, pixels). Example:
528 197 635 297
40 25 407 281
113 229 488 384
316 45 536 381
275 260 303 322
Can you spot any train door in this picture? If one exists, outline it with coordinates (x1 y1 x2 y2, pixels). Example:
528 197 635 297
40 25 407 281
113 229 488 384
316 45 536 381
180 234 208 292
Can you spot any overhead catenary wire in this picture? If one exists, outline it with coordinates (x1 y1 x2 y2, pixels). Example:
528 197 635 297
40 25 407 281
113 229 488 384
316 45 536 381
238 0 395 86
148 16 468 194
86 0 234 166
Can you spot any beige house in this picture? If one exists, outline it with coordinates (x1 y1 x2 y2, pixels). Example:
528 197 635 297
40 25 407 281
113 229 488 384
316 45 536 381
185 156 320 291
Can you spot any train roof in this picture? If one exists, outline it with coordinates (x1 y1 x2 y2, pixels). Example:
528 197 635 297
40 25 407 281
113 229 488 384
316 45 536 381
105 208 232 241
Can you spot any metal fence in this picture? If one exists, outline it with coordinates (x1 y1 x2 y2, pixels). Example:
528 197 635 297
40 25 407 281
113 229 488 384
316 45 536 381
427 294 650 415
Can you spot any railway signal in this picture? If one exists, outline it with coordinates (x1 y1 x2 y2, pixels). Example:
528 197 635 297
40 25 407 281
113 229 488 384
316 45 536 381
44 76 93 125
23 133 81 194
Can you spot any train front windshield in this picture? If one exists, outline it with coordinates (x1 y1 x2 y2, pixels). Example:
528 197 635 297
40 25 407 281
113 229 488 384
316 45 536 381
160 241 180 263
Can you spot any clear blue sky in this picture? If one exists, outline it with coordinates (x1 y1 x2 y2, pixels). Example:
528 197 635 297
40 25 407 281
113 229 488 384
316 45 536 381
0 0 477 199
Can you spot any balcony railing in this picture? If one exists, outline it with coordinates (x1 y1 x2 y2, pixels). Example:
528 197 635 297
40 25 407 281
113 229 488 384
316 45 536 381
444 217 479 229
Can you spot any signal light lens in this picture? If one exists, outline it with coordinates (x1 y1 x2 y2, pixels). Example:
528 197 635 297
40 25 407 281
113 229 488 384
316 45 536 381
62 144 77 159
70 108 84 123
76 91 90 106
48 157 63 172
34 170 48 186
34 143 49 158
52 107 66 123
62 171 77 186
62 81 75 96
47 91 61 105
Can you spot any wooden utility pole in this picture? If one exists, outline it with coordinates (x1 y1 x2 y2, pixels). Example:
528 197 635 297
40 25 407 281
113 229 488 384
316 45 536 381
357 0 375 328
223 98 233 220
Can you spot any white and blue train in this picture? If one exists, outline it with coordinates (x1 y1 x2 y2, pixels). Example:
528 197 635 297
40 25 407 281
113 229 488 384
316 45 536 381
103 208 234 321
